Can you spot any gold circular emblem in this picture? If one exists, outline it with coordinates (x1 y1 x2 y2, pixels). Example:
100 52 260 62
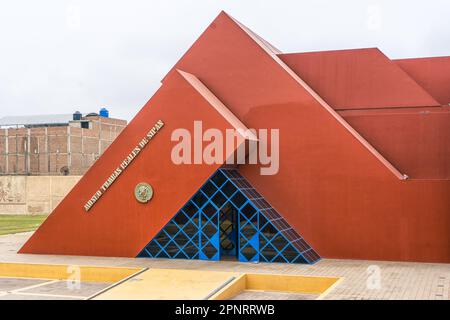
134 183 153 203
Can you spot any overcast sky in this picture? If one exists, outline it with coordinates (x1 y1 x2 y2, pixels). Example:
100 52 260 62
1 0 449 121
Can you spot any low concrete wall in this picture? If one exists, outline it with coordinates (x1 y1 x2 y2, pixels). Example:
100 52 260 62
0 175 81 215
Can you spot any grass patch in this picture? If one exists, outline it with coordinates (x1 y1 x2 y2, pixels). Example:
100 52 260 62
0 215 47 236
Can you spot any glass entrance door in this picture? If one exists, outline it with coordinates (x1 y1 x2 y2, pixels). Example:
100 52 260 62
219 203 238 260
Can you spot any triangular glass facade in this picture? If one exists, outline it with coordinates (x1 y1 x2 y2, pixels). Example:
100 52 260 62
138 168 320 264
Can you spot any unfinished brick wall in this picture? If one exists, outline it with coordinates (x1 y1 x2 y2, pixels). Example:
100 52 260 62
0 116 126 176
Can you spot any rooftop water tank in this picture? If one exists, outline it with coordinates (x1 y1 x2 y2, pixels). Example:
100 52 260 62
73 111 82 121
99 108 109 118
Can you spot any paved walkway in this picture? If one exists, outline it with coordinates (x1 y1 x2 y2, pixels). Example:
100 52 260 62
1 232 449 300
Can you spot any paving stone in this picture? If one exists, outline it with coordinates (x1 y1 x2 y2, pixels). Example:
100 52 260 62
20 280 111 297
0 293 81 300
0 278 48 292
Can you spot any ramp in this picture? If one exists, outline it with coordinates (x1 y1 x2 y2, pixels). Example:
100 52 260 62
92 269 239 300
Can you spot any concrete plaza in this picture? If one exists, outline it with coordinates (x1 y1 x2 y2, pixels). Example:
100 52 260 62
0 232 449 300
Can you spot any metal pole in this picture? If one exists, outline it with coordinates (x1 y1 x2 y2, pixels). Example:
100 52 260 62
5 128 8 174
46 127 50 174
67 126 71 174
36 139 39 175
55 132 59 174
15 128 18 174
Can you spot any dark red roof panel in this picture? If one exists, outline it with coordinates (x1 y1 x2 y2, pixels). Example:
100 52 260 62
279 48 440 110
395 56 450 105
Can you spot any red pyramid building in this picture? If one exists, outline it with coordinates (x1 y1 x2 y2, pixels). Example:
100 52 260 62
21 12 450 263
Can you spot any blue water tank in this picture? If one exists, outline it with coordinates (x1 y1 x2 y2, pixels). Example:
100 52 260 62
99 107 109 118
73 111 82 121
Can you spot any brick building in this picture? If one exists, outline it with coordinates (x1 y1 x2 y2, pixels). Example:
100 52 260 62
0 112 127 176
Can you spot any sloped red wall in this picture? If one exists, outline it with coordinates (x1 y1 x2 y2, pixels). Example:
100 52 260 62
20 71 244 257
341 108 450 179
